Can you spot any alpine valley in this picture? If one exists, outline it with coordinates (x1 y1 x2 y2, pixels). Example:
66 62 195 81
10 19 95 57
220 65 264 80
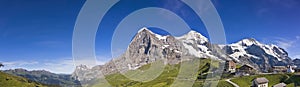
1 27 298 87
71 27 294 85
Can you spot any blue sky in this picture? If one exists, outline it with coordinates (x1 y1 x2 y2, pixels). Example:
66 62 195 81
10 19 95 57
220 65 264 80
0 0 300 74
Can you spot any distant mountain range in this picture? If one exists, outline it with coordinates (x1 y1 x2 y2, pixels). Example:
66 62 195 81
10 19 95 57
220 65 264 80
3 68 81 87
71 27 294 84
2 28 300 87
2 27 298 86
0 71 47 87
293 59 300 68
3 28 300 87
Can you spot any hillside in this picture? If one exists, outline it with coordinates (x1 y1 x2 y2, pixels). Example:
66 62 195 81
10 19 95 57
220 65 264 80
3 69 81 87
87 58 233 87
0 71 46 87
73 28 293 83
231 74 299 87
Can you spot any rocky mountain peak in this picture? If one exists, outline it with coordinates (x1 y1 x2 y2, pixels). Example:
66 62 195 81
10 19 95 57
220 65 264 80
136 27 168 40
184 30 208 41
138 27 150 32
115 27 186 71
75 64 89 70
187 30 204 36
72 27 294 82
237 38 260 46
137 27 154 35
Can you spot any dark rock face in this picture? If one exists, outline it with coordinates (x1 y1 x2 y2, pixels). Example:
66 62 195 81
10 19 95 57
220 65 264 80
109 28 190 73
72 27 293 82
293 59 300 68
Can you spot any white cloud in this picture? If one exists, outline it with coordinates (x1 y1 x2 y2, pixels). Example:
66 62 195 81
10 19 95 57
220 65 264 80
272 36 300 59
0 59 75 74
2 61 39 66
41 58 75 74
296 36 300 39
96 55 111 65
274 38 295 50
292 55 300 59
0 61 40 72
0 56 111 74
72 55 110 69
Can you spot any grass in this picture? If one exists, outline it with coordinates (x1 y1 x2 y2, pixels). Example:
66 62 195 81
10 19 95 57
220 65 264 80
217 80 234 87
90 58 237 87
285 73 300 87
89 58 235 87
0 71 46 87
231 74 300 87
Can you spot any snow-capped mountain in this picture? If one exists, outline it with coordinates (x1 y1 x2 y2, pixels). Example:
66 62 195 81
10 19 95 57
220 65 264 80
72 27 293 82
176 31 212 58
221 38 292 72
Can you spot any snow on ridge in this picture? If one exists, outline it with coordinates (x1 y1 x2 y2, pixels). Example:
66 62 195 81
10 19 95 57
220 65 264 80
138 27 168 40
236 38 261 46
176 30 208 43
182 43 201 58
138 28 209 42
137 27 287 62
155 34 168 40
138 27 154 34
228 38 286 61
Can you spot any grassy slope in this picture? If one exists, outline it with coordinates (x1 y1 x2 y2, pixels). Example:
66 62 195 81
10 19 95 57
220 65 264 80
91 59 234 87
87 58 300 87
231 74 300 87
217 80 234 87
3 70 80 86
0 71 46 87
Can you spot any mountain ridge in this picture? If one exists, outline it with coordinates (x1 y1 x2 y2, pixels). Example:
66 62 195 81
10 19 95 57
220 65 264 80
3 68 81 87
72 27 293 83
0 71 47 87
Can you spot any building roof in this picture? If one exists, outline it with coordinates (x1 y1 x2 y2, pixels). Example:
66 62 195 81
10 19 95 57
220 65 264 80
241 64 255 69
253 77 269 84
273 66 287 68
273 83 286 87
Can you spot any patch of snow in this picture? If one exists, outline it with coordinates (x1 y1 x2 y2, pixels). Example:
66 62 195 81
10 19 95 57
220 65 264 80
228 43 261 61
155 34 167 40
161 44 170 49
197 45 208 52
218 44 226 48
174 49 182 53
237 38 260 46
261 45 281 60
229 38 285 61
176 30 208 44
182 43 201 58
138 27 154 34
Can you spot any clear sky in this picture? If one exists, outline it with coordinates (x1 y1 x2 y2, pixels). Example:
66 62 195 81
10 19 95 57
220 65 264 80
0 0 300 74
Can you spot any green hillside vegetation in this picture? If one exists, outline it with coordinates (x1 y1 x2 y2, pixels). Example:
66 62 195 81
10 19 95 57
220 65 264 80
0 71 47 87
284 74 300 86
89 58 233 87
231 74 299 87
3 69 81 86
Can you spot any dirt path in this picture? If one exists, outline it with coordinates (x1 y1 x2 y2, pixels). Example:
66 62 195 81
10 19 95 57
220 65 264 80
225 79 240 87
